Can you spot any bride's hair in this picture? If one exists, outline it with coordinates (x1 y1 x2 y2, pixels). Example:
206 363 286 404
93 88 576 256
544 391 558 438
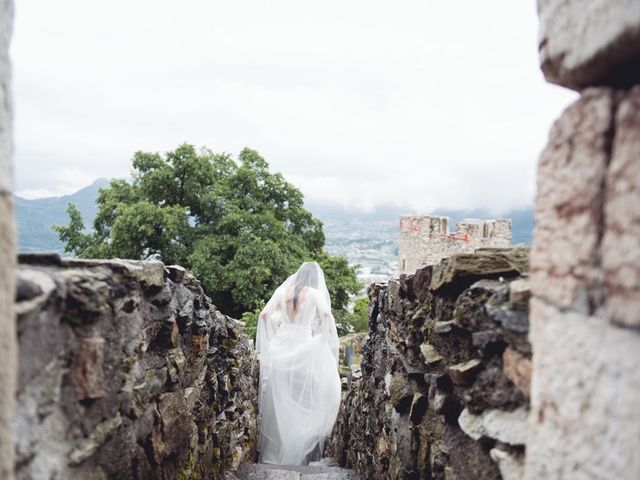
293 262 319 310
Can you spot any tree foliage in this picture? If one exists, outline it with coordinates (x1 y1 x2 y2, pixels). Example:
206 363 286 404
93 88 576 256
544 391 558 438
54 144 361 320
349 296 369 333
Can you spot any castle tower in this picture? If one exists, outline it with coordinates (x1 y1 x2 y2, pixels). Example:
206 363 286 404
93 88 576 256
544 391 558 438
399 215 512 274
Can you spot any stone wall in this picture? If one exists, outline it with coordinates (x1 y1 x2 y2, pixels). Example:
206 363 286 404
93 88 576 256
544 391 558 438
14 254 258 480
399 216 511 274
327 248 530 480
0 1 16 479
526 1 640 479
538 0 640 89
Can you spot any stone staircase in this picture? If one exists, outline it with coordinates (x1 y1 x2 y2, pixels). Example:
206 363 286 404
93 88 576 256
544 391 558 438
229 460 360 480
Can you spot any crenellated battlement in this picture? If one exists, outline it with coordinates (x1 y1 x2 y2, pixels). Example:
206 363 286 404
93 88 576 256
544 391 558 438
399 215 511 274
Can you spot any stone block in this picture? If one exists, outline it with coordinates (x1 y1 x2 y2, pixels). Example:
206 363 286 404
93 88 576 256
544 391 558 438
531 88 614 314
447 359 482 386
189 333 209 363
538 0 640 89
0 1 15 477
486 294 530 333
389 374 413 414
433 320 455 334
471 331 499 351
61 270 110 323
525 299 640 479
490 448 524 480
533 85 640 328
165 265 186 283
411 264 432 302
458 407 528 445
602 86 640 327
155 316 179 348
0 0 12 195
432 390 456 418
502 347 531 398
508 278 530 311
0 195 15 480
419 343 443 366
68 414 122 466
430 248 528 291
158 391 193 455
14 256 258 478
72 338 106 400
409 394 428 424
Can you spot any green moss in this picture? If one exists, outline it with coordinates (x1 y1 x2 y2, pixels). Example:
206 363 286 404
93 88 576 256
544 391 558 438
176 444 214 480
223 338 237 350
176 450 204 480
212 446 221 459
353 353 363 366
419 302 432 316
423 317 437 343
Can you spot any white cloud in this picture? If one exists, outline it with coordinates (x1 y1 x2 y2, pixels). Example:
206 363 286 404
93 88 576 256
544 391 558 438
11 0 577 212
14 188 61 199
14 167 102 198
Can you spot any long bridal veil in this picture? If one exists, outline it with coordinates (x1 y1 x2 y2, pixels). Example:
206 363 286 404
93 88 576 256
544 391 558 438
255 262 342 465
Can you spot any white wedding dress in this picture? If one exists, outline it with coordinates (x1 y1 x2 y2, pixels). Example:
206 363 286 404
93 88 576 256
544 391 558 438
255 262 342 465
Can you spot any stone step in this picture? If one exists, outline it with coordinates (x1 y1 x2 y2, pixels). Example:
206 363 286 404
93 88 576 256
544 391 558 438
231 461 360 480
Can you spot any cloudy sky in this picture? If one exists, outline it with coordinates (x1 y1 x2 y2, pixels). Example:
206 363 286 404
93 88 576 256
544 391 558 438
11 0 576 213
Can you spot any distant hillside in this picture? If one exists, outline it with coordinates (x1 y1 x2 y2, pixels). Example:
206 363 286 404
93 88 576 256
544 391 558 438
15 178 110 252
305 201 534 246
15 180 534 255
303 200 533 285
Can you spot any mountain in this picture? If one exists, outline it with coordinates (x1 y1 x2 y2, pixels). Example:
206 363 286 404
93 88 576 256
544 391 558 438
14 178 110 252
305 201 535 246
304 200 534 285
14 179 534 270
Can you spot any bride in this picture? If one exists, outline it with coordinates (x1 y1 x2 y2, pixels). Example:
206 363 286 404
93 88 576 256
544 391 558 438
255 261 342 465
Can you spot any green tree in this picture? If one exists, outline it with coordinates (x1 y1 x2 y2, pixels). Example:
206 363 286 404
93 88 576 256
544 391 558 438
53 203 91 254
350 296 369 333
241 305 263 341
316 253 361 335
54 143 361 321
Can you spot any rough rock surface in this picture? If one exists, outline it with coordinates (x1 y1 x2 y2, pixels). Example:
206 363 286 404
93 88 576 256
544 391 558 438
538 0 640 89
530 87 615 314
326 249 530 480
527 300 640 479
14 253 258 480
0 1 16 478
531 86 640 328
602 86 640 327
527 85 640 479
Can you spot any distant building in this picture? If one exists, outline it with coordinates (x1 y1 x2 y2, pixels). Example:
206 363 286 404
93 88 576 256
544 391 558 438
398 215 511 274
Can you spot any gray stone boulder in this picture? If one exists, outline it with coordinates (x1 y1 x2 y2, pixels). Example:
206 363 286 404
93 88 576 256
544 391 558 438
14 254 258 480
326 249 531 480
538 0 640 89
